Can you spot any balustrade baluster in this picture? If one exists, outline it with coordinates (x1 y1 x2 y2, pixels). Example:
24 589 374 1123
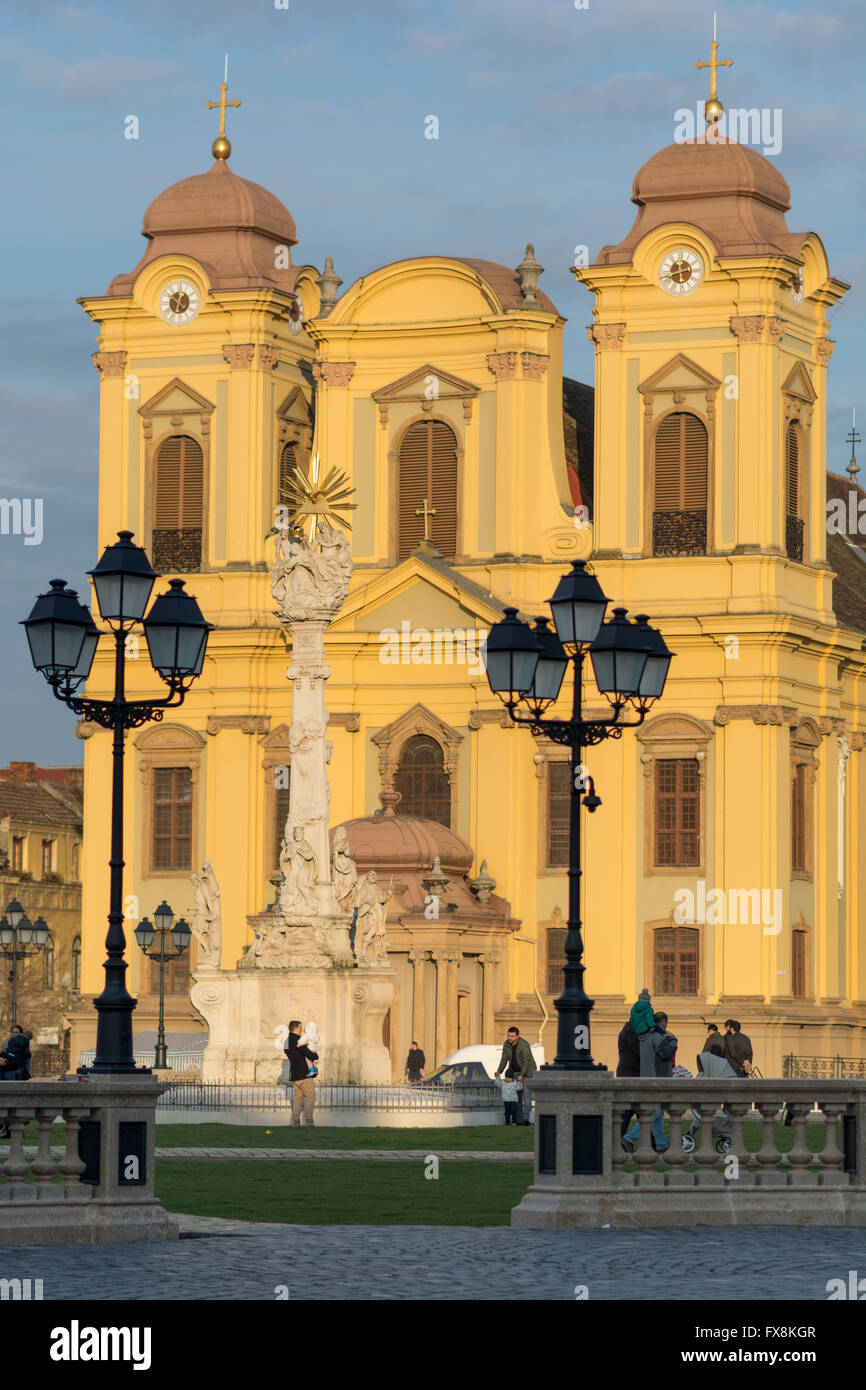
3 1116 31 1197
633 1103 657 1170
59 1111 89 1198
694 1102 719 1182
32 1110 58 1196
819 1103 846 1184
786 1102 817 1184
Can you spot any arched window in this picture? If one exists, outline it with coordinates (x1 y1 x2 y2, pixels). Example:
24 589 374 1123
654 926 699 995
785 421 804 561
153 434 204 572
278 441 299 509
652 411 708 556
394 735 451 826
71 936 81 993
43 936 55 990
397 419 458 560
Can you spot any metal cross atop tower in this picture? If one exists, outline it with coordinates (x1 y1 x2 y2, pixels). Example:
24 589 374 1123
695 13 733 125
207 56 242 160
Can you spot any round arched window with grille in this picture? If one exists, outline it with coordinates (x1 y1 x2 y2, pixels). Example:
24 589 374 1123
394 735 451 826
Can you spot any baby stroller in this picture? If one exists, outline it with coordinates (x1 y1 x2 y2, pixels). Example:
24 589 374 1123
680 1105 732 1154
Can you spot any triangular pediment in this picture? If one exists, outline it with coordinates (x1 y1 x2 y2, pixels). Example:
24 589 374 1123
259 722 292 751
335 553 503 634
639 353 721 396
372 363 480 404
277 386 314 426
139 377 215 418
782 361 817 404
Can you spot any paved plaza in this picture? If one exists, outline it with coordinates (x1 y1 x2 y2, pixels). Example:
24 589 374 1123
1 1222 864 1300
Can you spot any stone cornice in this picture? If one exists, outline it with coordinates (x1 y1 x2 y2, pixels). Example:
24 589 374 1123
206 715 270 736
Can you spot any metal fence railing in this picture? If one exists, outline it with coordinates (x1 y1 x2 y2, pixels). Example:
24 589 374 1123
782 1054 866 1079
77 1050 204 1073
157 1081 500 1112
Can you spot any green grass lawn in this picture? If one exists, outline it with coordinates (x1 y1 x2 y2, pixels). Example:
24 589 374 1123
156 1158 533 1225
153 1122 535 1151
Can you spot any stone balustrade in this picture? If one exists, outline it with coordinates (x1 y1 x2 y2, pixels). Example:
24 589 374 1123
513 1072 866 1227
0 1077 178 1244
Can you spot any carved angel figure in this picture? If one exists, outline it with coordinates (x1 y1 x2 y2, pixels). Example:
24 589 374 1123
355 870 390 966
190 861 222 966
331 825 358 915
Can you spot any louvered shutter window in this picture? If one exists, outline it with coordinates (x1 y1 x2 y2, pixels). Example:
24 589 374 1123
654 412 707 509
792 763 807 871
655 758 700 867
547 762 572 868
792 929 807 997
397 420 458 559
279 441 298 508
153 434 204 572
654 927 699 995
546 928 567 993
652 412 708 556
786 422 799 518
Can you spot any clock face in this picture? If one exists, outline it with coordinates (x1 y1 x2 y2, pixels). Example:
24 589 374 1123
658 248 704 297
288 296 305 334
790 270 805 306
158 280 201 326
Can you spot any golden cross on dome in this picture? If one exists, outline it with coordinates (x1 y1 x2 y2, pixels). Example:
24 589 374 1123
695 11 733 125
415 498 437 540
206 55 242 160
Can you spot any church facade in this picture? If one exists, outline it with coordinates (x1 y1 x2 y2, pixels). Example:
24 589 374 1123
70 89 866 1076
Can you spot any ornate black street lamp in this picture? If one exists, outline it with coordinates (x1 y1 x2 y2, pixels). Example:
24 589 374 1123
22 532 211 1074
0 898 52 1023
134 902 191 1070
484 561 673 1070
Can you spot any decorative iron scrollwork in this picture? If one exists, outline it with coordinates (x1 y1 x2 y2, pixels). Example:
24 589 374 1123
652 509 707 557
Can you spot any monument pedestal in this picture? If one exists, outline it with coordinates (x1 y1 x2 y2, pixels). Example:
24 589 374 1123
191 963 395 1083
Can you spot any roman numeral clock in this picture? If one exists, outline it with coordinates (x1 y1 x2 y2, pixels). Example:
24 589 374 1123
658 247 704 296
158 279 201 325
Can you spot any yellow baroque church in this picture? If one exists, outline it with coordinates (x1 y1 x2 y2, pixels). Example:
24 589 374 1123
70 84 866 1079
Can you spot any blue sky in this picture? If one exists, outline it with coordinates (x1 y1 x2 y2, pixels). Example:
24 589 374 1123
0 0 863 763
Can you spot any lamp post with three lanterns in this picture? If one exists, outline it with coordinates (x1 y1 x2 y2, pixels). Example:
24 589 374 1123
21 531 211 1075
483 560 673 1071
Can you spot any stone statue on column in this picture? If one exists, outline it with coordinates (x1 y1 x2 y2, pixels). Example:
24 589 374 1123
355 871 390 967
190 862 222 969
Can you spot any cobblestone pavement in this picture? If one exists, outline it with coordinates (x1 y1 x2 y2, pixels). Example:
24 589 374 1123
1 1224 864 1300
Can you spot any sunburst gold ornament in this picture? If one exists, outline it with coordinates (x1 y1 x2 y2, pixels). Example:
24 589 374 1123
283 454 357 541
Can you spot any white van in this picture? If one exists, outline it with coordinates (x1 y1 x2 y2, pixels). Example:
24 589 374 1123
434 1042 545 1084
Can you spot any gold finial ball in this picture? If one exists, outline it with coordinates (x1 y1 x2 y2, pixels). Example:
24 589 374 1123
704 97 725 125
212 134 232 161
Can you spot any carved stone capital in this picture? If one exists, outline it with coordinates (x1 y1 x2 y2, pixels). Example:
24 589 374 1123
487 352 518 380
521 351 549 379
377 403 389 429
587 323 626 350
818 716 846 736
765 316 785 344
258 344 280 370
468 709 513 730
848 732 865 751
329 712 361 732
312 361 355 388
714 704 800 727
815 339 836 364
206 715 271 736
729 316 765 344
408 950 430 965
222 344 256 370
92 351 128 377
75 719 100 739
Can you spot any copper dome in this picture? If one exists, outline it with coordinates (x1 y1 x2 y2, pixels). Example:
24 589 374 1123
105 159 300 296
333 814 473 879
595 135 807 265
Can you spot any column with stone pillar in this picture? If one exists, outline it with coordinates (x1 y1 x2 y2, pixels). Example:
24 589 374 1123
285 616 333 913
409 949 429 1058
478 952 501 1044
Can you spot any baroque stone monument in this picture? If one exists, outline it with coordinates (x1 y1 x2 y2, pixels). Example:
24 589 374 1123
190 519 395 1083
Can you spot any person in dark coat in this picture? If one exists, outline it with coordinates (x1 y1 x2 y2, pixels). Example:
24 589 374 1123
405 1042 426 1083
617 1019 641 1138
0 1025 31 1080
284 1020 319 1126
722 1019 753 1077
